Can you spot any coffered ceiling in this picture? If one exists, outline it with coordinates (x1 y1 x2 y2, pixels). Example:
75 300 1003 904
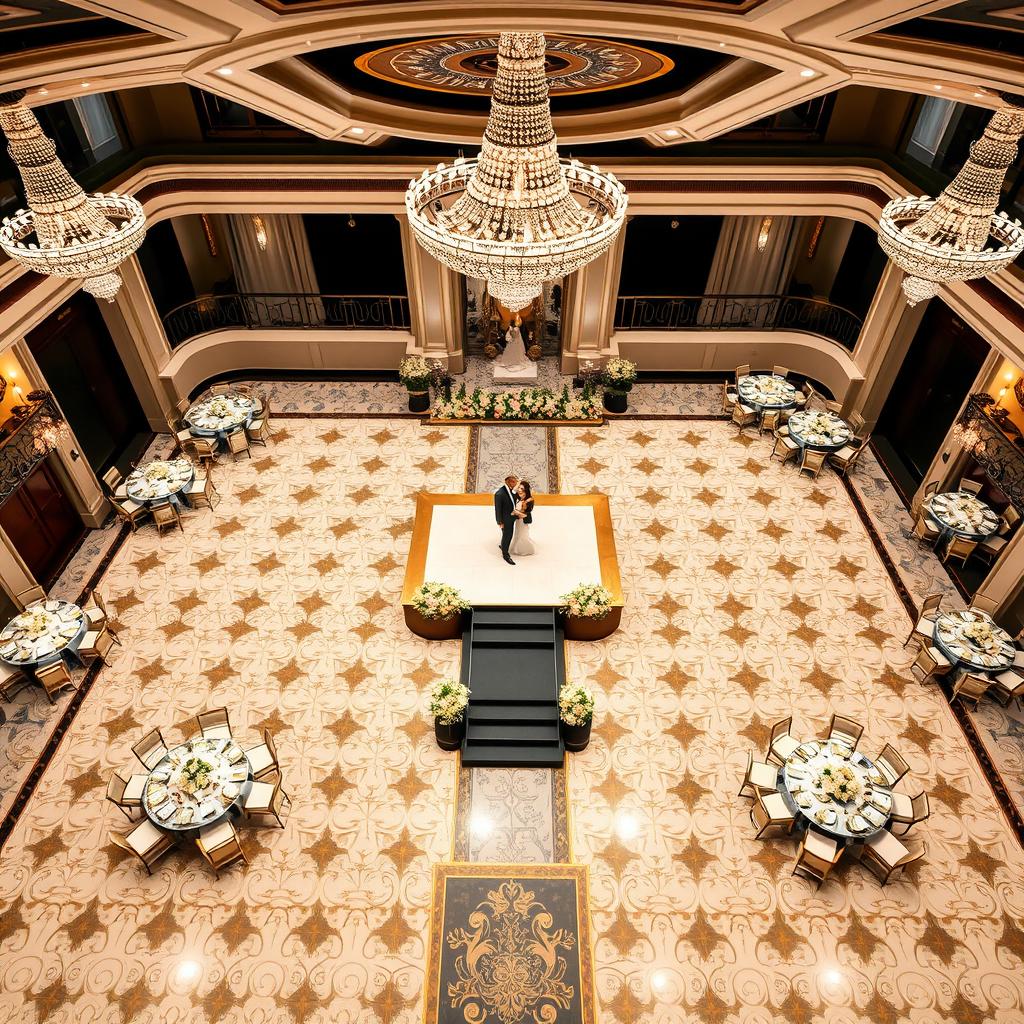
0 0 1020 146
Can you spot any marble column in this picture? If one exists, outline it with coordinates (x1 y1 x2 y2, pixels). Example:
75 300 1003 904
0 523 37 604
399 215 465 373
560 229 625 374
974 526 1024 617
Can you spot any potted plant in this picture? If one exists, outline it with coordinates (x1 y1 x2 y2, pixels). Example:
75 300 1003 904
405 581 470 640
399 355 432 413
559 582 613 641
429 678 471 750
558 683 595 752
602 357 638 414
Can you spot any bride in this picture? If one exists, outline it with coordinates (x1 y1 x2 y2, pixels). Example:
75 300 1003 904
495 315 529 371
510 481 535 556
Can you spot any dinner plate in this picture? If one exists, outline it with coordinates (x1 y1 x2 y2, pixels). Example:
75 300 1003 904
862 806 886 827
229 766 248 782
814 807 837 826
847 814 869 832
227 747 245 763
155 801 176 821
176 806 195 825
871 793 892 812
796 792 813 808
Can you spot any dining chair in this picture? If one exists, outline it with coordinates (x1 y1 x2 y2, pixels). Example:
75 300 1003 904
244 728 279 781
196 819 248 877
721 383 738 414
259 399 273 430
978 521 1012 565
105 769 148 821
15 585 46 608
990 667 1024 707
859 830 924 885
874 743 911 787
824 399 842 414
174 427 194 453
969 594 1000 616
792 830 843 888
911 645 952 685
889 791 929 836
35 660 76 704
772 365 789 378
827 713 864 750
78 624 118 664
109 494 150 533
766 716 800 765
208 384 232 397
798 448 827 480
110 818 175 875
0 661 32 702
959 478 983 496
770 434 799 465
243 770 290 828
184 437 218 468
847 411 866 434
903 594 943 651
101 466 122 493
731 402 757 432
735 364 751 381
245 415 271 448
83 589 110 630
738 752 778 800
750 790 795 839
226 429 251 460
175 395 191 414
942 536 977 566
911 512 941 548
759 410 781 436
185 470 218 510
151 500 183 535
829 439 867 478
132 727 168 770
195 707 232 740
950 673 991 710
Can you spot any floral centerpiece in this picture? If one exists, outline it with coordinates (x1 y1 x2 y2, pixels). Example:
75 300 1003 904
816 762 861 803
432 384 601 423
601 357 638 413
429 677 471 749
145 462 171 481
411 582 469 621
559 683 595 750
206 397 231 420
22 610 55 639
179 757 214 795
962 618 1000 653
399 355 433 412
560 583 612 620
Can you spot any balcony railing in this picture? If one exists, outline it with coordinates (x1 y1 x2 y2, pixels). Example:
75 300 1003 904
615 294 863 351
958 394 1024 511
0 392 69 507
162 292 411 348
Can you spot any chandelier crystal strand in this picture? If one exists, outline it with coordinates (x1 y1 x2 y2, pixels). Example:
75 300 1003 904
405 32 627 312
878 99 1024 305
0 90 146 301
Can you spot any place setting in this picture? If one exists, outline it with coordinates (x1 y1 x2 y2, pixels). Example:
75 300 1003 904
924 490 1001 540
0 599 86 668
125 457 195 506
786 409 854 452
932 608 1016 672
737 373 798 411
184 392 257 443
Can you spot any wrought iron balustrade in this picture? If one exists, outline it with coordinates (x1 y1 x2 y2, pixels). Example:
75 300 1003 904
0 393 69 507
614 294 863 351
162 292 411 348
957 394 1024 510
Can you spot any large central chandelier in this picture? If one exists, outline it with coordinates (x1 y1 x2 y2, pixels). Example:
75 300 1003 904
878 98 1024 305
0 90 146 302
405 32 628 312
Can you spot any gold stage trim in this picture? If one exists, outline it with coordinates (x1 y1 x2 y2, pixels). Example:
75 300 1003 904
401 492 623 608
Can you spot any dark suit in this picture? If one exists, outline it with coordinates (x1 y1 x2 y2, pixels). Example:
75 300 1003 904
494 484 516 557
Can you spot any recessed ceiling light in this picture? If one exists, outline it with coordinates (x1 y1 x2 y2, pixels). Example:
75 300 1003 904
800 68 815 78
217 67 233 77
38 88 48 95
80 82 89 88
718 42 725 48
934 84 943 90
349 126 365 135
664 128 680 138
974 92 985 98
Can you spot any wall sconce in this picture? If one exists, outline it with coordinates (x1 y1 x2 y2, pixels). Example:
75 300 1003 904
251 214 268 252
756 216 773 253
806 216 825 259
346 214 357 229
199 213 218 257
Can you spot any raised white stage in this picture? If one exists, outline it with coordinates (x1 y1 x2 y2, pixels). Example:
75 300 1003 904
403 493 621 609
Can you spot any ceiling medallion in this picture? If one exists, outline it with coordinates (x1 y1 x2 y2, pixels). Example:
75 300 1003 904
0 90 146 302
356 34 672 97
405 32 628 312
878 98 1024 305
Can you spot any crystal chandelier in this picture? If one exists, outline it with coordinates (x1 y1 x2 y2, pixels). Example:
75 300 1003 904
0 90 146 301
878 98 1024 305
405 32 627 312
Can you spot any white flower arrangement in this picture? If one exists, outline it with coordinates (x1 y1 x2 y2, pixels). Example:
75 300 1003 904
815 762 860 803
558 683 594 726
560 582 612 620
178 756 213 795
432 385 601 422
602 357 638 392
411 581 470 620
206 397 231 418
398 356 432 391
962 619 999 652
23 611 53 638
145 462 171 481
429 678 471 724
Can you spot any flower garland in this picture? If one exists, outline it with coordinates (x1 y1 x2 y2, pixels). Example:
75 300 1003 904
558 683 594 726
429 678 471 724
411 581 470 620
433 384 601 422
560 582 612 620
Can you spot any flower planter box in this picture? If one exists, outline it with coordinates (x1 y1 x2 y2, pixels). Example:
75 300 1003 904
430 417 603 426
407 390 430 413
404 606 465 640
435 718 465 750
561 719 592 752
603 390 628 414
560 606 621 641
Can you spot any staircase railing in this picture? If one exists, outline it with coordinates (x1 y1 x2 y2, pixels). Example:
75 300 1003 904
615 294 863 351
162 292 411 347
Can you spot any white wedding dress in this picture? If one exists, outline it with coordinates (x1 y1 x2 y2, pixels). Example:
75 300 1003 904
495 324 529 371
509 500 535 556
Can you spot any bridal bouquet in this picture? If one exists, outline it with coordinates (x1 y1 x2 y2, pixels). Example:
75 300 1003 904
816 762 860 803
602 358 638 393
411 581 469 620
558 683 594 726
560 582 612 620
429 678 470 724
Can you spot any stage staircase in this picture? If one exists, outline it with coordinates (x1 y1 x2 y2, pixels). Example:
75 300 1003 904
460 606 565 767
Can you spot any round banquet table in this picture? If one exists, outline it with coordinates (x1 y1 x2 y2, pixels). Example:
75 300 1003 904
125 458 194 508
778 738 893 842
143 736 252 834
737 374 799 412
931 609 1016 674
923 491 1001 541
184 393 256 448
786 409 854 453
0 599 88 670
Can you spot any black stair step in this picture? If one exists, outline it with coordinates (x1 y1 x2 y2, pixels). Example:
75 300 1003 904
462 742 565 768
472 634 552 648
473 609 553 627
467 723 560 744
469 704 558 724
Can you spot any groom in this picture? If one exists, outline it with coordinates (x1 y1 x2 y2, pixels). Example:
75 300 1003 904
494 473 518 566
